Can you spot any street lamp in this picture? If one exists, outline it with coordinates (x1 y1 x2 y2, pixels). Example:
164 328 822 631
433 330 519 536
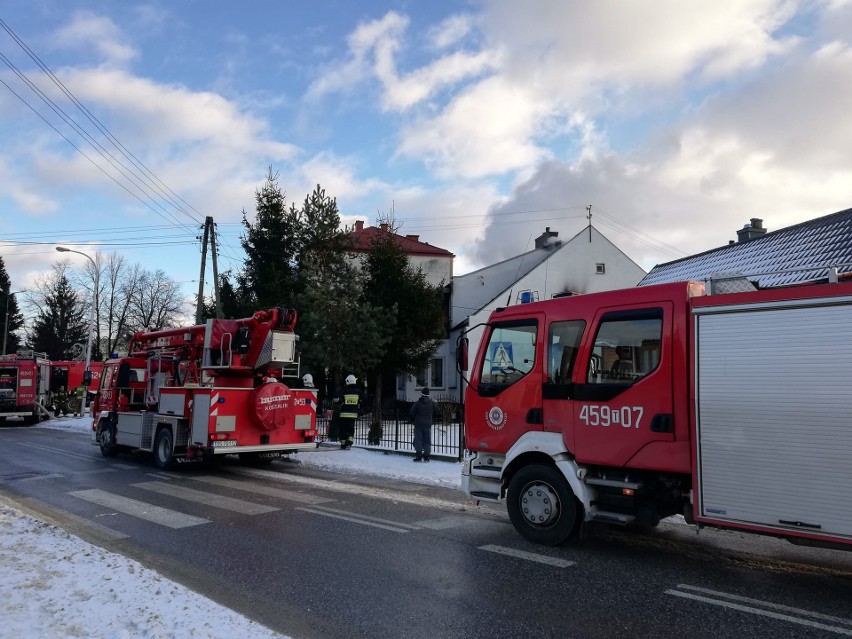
2 289 24 355
56 246 99 412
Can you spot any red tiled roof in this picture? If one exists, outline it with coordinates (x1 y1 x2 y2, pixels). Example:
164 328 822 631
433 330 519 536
347 221 454 257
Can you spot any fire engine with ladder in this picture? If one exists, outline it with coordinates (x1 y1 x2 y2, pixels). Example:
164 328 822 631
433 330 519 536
0 350 52 424
459 273 852 550
91 307 318 468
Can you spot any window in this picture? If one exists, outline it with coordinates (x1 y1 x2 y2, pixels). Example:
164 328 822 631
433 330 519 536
397 374 407 391
430 358 443 388
596 263 606 274
587 310 662 385
547 320 586 384
415 359 444 389
480 321 537 386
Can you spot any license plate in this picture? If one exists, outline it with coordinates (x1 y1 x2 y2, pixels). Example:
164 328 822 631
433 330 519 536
211 440 237 447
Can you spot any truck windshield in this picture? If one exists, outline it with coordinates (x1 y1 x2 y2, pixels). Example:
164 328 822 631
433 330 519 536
480 321 537 385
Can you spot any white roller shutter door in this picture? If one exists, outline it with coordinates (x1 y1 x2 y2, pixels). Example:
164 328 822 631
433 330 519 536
695 297 852 540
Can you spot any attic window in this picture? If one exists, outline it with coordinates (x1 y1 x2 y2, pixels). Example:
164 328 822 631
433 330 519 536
596 263 606 274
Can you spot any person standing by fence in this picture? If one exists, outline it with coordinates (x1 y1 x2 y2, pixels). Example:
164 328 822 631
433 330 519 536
335 374 362 450
409 387 440 462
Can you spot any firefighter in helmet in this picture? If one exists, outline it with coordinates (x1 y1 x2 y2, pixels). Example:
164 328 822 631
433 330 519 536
302 373 315 388
334 374 362 450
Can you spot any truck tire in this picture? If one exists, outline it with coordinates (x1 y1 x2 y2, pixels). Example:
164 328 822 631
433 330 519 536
507 464 579 546
98 420 119 457
153 428 175 470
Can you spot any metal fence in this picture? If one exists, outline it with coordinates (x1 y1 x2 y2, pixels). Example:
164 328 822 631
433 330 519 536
315 394 465 461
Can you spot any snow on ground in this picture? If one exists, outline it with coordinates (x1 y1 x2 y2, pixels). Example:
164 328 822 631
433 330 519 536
1 416 463 639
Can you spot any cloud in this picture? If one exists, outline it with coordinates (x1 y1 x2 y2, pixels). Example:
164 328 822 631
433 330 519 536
306 11 495 111
428 14 475 50
53 11 137 65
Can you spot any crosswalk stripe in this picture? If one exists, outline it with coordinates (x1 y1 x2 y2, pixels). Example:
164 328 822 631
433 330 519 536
69 489 210 529
478 544 574 567
296 507 411 533
131 481 279 515
188 475 335 505
17 442 103 463
307 504 420 529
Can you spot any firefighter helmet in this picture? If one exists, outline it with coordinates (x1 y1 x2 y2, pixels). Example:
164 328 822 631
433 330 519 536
302 373 314 387
345 374 357 385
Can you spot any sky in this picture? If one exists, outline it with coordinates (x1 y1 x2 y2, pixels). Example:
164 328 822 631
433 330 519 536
1 415 463 638
2 1 852 305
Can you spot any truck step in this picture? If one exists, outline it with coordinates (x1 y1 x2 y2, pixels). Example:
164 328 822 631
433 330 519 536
584 477 642 490
589 509 636 526
469 491 500 501
471 464 502 474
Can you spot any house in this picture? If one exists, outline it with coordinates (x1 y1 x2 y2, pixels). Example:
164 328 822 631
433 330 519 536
434 224 647 403
640 208 852 288
346 220 455 402
347 220 453 287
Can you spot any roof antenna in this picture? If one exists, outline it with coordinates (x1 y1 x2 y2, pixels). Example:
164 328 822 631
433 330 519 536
587 204 592 242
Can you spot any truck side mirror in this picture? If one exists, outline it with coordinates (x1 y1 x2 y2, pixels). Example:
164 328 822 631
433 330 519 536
456 337 469 372
83 370 93 385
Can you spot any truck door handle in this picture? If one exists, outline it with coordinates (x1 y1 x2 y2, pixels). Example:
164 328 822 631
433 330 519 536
650 414 673 433
526 408 543 424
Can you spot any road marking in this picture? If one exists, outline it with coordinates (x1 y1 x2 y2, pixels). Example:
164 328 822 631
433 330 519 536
69 489 210 529
296 507 411 533
131 481 279 515
17 442 99 462
413 515 469 530
667 585 852 636
478 544 575 567
306 504 420 529
187 475 335 505
146 472 174 481
233 467 475 512
675 584 852 626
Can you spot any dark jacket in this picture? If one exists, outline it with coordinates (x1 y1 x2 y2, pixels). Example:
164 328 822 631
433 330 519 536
409 395 440 429
335 383 363 419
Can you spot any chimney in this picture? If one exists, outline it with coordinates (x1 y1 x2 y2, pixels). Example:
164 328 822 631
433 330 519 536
355 220 364 232
534 226 559 249
736 218 767 242
406 234 420 242
380 223 388 232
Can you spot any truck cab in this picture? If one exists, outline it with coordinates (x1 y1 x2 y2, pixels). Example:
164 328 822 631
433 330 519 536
463 282 700 544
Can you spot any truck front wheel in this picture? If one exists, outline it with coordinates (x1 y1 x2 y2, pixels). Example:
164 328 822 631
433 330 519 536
507 464 579 545
153 428 175 470
98 420 119 457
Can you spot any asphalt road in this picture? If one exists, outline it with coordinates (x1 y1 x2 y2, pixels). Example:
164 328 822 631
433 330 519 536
2 424 852 639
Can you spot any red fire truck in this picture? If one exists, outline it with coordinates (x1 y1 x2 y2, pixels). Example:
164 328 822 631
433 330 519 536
0 351 52 424
460 276 852 549
91 307 318 468
50 360 104 413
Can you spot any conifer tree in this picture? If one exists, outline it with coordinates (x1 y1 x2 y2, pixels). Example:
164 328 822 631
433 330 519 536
27 265 87 359
0 256 24 354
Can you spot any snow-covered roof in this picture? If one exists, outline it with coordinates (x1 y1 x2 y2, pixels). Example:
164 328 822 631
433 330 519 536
640 207 852 288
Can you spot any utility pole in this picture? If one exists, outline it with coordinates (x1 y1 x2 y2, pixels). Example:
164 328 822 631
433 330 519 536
196 218 210 325
196 216 222 324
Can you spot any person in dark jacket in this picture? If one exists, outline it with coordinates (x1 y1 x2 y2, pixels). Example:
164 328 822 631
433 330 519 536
409 387 440 462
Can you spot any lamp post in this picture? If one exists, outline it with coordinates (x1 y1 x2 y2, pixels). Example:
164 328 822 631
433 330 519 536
2 289 24 355
56 247 98 412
